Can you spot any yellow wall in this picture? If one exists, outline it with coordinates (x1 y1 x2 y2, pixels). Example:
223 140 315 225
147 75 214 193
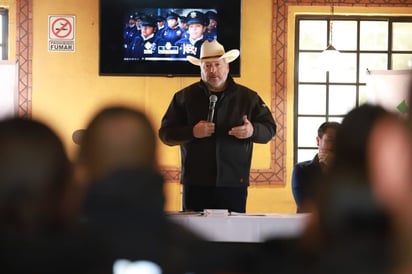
1 0 295 213
23 0 296 213
4 0 411 214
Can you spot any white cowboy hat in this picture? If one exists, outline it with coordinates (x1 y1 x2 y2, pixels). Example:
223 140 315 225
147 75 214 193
187 40 240 66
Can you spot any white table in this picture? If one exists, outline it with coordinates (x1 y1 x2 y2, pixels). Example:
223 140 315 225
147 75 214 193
168 212 310 243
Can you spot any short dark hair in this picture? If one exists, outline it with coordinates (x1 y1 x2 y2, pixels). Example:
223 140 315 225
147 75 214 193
78 106 157 179
318 121 340 138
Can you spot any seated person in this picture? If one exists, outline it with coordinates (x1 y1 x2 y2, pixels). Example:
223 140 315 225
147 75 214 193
299 104 412 274
0 117 109 274
292 121 340 213
0 118 72 233
75 106 205 274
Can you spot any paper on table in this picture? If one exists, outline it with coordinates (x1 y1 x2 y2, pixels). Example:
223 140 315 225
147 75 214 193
229 212 266 216
203 209 229 216
166 211 204 216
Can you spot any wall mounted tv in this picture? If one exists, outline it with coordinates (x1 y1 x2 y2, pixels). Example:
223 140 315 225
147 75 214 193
99 0 241 77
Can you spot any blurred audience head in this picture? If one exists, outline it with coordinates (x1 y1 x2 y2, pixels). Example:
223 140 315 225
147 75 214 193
76 106 157 184
0 117 72 233
305 103 412 274
331 104 388 180
329 103 412 215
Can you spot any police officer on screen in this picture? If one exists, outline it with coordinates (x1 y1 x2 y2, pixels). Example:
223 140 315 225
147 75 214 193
158 12 184 46
175 11 208 59
179 15 189 38
204 10 218 41
129 15 161 60
134 12 145 35
123 15 139 52
155 15 166 36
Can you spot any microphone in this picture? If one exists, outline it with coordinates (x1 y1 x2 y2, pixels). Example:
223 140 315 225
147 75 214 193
72 129 86 145
207 95 218 122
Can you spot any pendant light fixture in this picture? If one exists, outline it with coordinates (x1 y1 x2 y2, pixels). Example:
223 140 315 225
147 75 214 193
320 2 341 72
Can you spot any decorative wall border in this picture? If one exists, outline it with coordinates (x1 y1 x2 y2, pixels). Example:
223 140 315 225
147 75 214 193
16 0 31 118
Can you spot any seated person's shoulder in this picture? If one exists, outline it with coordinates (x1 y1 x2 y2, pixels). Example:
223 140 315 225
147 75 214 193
294 159 314 169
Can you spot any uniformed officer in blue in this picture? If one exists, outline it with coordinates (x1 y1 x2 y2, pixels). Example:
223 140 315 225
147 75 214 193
179 15 189 38
123 15 139 54
133 12 145 36
158 12 184 46
174 11 208 59
155 15 166 36
128 15 161 60
204 10 218 41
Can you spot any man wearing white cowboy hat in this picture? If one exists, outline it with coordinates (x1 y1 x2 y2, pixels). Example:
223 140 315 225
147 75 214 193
159 40 276 213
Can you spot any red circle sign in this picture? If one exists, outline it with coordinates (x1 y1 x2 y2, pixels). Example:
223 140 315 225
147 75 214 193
51 18 72 39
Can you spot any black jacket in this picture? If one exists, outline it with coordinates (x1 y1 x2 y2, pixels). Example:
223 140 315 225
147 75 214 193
291 154 323 213
159 76 276 187
82 169 204 274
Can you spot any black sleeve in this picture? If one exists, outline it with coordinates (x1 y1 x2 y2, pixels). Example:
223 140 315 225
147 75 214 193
250 95 277 144
158 92 194 146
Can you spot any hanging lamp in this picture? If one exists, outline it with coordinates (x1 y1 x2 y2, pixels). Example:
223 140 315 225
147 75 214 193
321 3 341 72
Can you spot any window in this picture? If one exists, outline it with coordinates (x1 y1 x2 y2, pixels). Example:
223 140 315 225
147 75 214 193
0 8 8 60
294 16 412 163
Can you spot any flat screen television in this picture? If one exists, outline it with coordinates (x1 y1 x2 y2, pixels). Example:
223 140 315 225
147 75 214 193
99 0 241 77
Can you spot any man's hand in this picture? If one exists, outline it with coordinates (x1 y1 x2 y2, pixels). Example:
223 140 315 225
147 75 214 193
193 120 215 138
228 115 254 139
318 149 334 169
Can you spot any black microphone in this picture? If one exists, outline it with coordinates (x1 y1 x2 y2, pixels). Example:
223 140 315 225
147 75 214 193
207 94 218 122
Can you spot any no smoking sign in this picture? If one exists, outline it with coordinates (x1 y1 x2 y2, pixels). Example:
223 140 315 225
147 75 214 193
49 16 75 39
48 16 75 52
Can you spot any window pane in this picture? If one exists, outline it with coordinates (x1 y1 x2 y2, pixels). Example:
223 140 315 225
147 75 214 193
359 53 388 83
299 52 326 82
298 84 326 114
0 15 2 44
358 85 370 105
329 85 357 115
297 117 325 147
392 54 412 69
328 117 344 123
329 53 357 83
297 149 318 163
360 21 388 50
333 20 357 50
300 20 327 50
393 22 412 50
295 16 412 166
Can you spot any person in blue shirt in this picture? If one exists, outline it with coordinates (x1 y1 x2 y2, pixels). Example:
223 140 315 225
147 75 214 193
291 121 340 213
175 11 208 59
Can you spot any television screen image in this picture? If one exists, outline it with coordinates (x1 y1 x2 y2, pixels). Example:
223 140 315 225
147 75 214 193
99 0 241 77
